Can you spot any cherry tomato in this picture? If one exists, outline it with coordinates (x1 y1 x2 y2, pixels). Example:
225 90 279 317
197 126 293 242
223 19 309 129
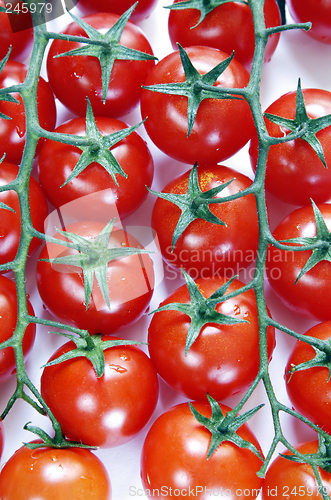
287 0 331 44
285 321 331 435
0 441 112 499
0 60 56 165
0 0 33 61
148 276 275 401
151 164 259 279
41 336 159 448
36 220 155 334
38 115 154 221
249 88 331 206
141 401 264 499
266 203 331 321
262 441 331 499
0 160 48 267
140 46 254 165
168 0 281 70
76 0 158 22
46 12 155 118
0 275 36 384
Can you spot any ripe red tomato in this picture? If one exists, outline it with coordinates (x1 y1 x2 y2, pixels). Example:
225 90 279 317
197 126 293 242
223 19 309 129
0 0 33 61
287 0 331 44
148 275 275 401
0 160 48 267
41 336 159 447
262 441 331 499
0 275 36 384
285 320 331 434
0 441 112 499
36 220 155 334
77 0 158 22
46 12 155 118
266 203 331 321
141 401 264 499
38 115 154 221
168 0 281 70
151 164 259 279
140 46 254 165
249 88 331 206
0 60 56 165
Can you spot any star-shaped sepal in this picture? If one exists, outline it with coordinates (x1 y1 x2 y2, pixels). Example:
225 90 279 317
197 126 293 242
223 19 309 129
0 48 21 120
165 0 246 28
280 434 331 475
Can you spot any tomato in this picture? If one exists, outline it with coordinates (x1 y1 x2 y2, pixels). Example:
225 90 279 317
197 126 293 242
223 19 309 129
168 0 281 70
76 0 158 22
41 336 159 448
148 275 275 401
140 45 254 165
36 220 155 334
249 88 331 206
0 275 36 384
46 12 155 118
0 0 33 61
141 401 264 499
285 321 331 435
266 203 331 321
151 164 259 279
0 160 48 267
0 441 112 499
262 441 331 499
38 114 154 221
286 0 331 44
0 60 56 165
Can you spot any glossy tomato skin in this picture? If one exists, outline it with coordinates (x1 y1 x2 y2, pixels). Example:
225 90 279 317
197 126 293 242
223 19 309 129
262 441 331 499
0 440 112 500
287 0 331 44
0 161 48 267
0 60 56 165
76 0 158 22
0 275 36 384
46 13 155 118
148 276 275 401
38 115 154 221
141 401 264 499
140 46 254 165
266 204 331 321
151 164 259 279
36 221 154 334
0 0 33 61
168 0 281 70
285 321 331 435
41 336 159 447
249 89 331 206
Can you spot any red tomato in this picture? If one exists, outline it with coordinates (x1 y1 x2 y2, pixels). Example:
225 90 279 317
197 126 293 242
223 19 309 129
0 0 33 61
40 336 159 447
151 164 259 279
141 401 264 499
140 46 254 165
285 321 331 435
0 160 48 267
262 441 331 499
266 203 331 321
38 115 154 221
0 60 56 165
249 88 331 206
0 441 112 499
0 275 36 384
168 0 281 70
46 13 155 118
77 0 158 22
148 276 275 401
287 0 331 44
36 221 155 334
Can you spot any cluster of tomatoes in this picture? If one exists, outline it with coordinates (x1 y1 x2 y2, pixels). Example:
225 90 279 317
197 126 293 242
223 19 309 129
1 0 331 498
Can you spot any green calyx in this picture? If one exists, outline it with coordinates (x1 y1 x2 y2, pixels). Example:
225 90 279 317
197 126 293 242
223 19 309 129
55 2 157 103
164 0 246 28
189 393 264 460
148 163 235 251
280 434 331 475
0 49 21 120
287 336 331 383
151 270 248 355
